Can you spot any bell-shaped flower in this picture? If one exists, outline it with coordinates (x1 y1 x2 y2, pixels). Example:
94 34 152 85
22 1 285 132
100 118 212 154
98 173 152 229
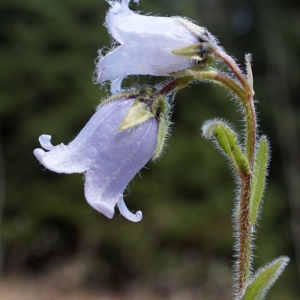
96 0 218 85
34 90 170 222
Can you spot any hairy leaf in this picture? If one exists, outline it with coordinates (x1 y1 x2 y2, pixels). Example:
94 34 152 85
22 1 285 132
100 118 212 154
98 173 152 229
249 136 269 224
241 256 289 300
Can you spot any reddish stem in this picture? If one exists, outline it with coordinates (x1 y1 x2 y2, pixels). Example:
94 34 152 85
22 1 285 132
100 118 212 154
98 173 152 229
216 49 257 296
216 49 257 166
158 76 194 95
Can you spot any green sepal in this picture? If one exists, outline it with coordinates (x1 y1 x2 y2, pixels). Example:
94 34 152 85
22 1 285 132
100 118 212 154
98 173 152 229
119 99 155 131
245 53 254 94
173 18 217 67
106 87 170 159
153 113 169 160
249 136 269 225
172 44 205 61
172 46 217 68
152 95 170 160
202 121 251 178
241 257 289 300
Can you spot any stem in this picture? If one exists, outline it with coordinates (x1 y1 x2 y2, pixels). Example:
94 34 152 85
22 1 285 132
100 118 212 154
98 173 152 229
215 50 257 297
238 175 252 294
187 68 256 160
216 50 257 166
166 57 257 295
168 66 256 295
158 76 195 95
190 68 255 295
215 50 251 98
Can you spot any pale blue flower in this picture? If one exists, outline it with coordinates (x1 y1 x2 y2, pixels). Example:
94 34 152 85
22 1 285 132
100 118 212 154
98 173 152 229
34 97 158 222
96 0 201 83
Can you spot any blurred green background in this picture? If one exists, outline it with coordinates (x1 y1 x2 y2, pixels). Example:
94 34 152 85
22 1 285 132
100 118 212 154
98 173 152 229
0 0 300 299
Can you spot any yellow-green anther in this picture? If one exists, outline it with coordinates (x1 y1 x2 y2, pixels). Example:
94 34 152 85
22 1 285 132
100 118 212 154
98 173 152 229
119 99 155 131
202 121 251 178
249 136 269 225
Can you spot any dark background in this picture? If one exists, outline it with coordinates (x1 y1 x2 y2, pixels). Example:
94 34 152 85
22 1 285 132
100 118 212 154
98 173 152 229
0 0 300 299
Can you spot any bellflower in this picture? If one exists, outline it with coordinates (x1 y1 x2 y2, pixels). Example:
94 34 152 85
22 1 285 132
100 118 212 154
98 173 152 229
96 0 218 85
34 89 170 222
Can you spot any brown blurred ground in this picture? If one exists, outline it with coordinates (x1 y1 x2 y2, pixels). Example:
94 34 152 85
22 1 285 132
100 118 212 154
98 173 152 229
0 276 231 300
0 253 232 300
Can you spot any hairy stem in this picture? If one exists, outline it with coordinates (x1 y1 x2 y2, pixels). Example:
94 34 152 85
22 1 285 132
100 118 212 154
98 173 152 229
158 76 195 95
169 57 257 295
215 50 257 297
238 175 252 294
216 50 257 166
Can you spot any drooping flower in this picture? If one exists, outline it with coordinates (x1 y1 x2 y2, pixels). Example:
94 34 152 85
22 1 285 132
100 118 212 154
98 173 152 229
96 0 218 85
34 89 170 222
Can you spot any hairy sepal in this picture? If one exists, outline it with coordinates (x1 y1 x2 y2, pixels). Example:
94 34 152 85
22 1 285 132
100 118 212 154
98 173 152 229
119 98 155 131
152 95 171 160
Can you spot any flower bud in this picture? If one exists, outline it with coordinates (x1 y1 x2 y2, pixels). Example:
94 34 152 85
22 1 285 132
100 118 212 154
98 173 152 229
202 120 251 178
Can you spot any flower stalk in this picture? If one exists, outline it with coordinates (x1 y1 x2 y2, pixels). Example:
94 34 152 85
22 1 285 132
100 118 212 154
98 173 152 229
238 175 252 293
216 50 257 165
186 50 260 295
216 51 257 296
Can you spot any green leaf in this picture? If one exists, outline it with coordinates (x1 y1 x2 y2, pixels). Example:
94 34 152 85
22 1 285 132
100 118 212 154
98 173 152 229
202 120 251 178
249 136 269 224
241 257 289 300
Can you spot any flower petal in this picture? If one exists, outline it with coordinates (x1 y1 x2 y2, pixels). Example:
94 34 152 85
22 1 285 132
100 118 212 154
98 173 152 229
83 113 158 220
117 198 142 222
106 2 196 46
39 135 55 150
111 78 123 94
34 98 130 173
97 43 195 82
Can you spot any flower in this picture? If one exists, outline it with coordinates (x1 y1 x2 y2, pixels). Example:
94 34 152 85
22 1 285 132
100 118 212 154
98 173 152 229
34 94 161 222
96 0 217 85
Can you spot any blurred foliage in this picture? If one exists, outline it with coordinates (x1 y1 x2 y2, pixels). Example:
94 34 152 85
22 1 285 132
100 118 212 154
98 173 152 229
0 0 300 299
